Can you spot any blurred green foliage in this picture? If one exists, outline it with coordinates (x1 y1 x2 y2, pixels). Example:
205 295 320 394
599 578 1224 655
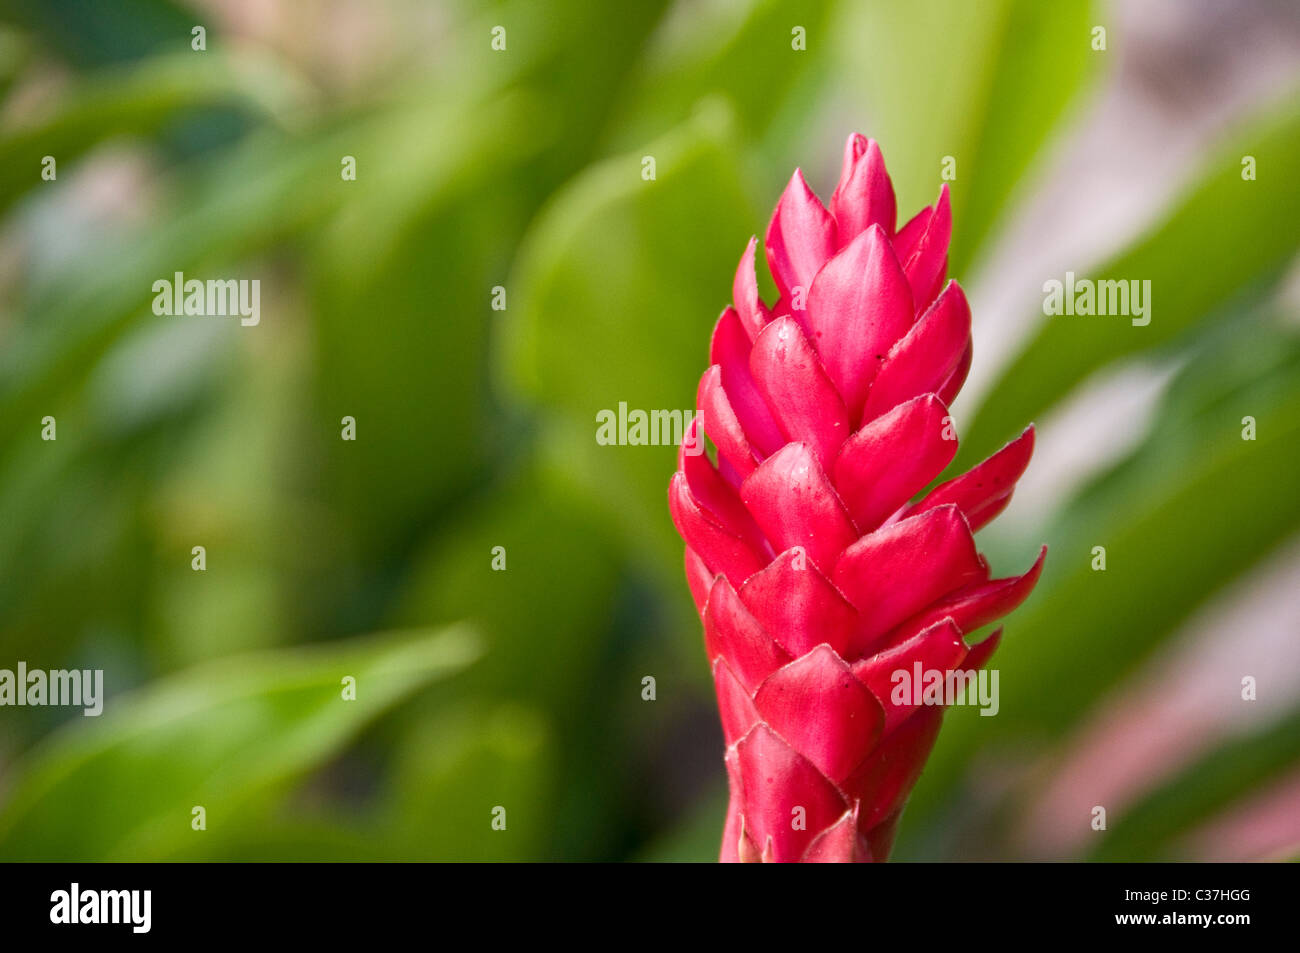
0 0 1297 861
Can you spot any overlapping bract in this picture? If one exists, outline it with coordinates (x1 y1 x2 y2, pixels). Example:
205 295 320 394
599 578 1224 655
669 134 1045 863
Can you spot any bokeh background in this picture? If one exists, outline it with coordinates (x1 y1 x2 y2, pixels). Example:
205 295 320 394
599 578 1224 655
1 0 1298 862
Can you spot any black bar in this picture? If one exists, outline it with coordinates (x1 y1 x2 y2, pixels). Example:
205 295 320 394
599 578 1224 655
0 862 1284 940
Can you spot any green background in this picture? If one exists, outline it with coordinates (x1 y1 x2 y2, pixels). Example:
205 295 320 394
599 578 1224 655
1 0 1297 861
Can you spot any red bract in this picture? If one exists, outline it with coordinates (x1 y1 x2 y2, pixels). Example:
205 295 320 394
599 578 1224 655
669 134 1046 863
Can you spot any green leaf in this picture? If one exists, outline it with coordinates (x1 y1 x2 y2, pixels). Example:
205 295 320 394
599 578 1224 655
606 0 836 152
0 625 480 860
1000 332 1300 733
384 703 553 861
0 0 198 68
961 96 1300 462
839 0 1098 274
0 122 351 461
0 51 303 217
1085 707 1300 861
503 102 762 564
898 315 1300 847
393 464 624 717
303 91 545 566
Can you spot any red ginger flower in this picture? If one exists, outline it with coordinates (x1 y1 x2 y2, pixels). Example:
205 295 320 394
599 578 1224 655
669 134 1046 863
